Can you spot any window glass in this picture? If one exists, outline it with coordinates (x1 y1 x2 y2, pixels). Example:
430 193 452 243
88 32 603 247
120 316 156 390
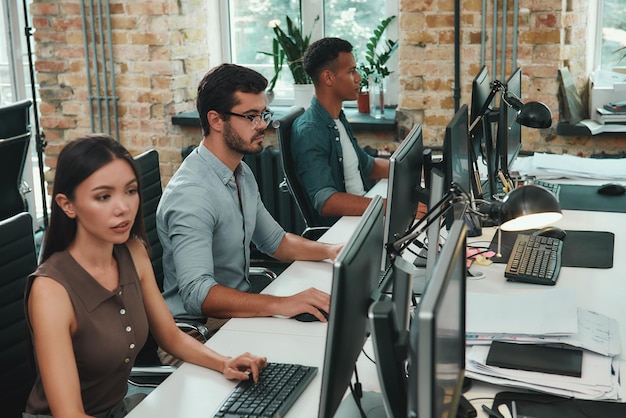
598 0 626 70
226 0 391 103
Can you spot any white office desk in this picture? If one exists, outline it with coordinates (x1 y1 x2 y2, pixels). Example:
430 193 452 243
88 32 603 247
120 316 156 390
465 209 626 414
128 188 626 417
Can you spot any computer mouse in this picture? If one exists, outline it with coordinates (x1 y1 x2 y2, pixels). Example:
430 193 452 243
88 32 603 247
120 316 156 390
532 226 567 240
292 309 329 322
597 183 626 196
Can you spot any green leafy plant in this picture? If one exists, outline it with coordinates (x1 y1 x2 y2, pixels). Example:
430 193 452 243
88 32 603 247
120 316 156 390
259 15 318 90
358 15 398 91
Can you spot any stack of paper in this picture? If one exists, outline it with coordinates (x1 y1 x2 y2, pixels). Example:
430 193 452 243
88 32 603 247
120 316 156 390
511 152 626 181
465 289 622 400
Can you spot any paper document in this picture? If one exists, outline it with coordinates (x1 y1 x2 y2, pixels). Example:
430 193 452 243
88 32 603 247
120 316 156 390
511 152 626 180
466 344 620 400
466 288 578 336
467 308 621 357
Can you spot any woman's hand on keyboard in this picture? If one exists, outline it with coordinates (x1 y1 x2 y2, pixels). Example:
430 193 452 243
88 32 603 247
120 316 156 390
223 353 268 383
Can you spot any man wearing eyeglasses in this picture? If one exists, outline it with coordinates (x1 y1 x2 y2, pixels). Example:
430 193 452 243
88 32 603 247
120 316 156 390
291 37 390 227
156 64 342 350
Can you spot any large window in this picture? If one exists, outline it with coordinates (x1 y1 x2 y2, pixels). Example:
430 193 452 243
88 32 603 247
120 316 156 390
0 0 46 229
221 0 397 105
595 0 626 71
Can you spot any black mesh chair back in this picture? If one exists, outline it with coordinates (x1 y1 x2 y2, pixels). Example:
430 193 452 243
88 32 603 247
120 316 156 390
0 212 38 417
134 149 164 291
276 107 329 239
0 100 33 221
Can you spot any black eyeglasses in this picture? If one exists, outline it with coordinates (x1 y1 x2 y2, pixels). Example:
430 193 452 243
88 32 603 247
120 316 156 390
222 110 274 129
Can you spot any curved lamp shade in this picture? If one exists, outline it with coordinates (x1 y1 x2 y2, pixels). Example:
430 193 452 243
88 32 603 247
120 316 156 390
516 101 553 129
498 184 562 231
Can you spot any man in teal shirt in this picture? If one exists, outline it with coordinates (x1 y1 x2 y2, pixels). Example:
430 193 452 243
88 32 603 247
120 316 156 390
292 37 390 227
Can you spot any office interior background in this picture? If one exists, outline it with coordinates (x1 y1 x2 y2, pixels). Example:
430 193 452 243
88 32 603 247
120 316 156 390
1 0 625 230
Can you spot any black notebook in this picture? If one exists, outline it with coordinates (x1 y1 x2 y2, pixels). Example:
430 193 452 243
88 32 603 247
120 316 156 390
486 341 583 377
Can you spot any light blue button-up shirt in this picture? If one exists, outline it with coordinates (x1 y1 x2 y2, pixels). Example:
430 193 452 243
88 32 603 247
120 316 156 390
156 144 285 319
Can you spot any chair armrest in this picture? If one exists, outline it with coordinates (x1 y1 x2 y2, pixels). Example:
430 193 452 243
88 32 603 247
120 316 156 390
249 266 277 282
174 320 211 342
302 226 330 241
129 366 177 388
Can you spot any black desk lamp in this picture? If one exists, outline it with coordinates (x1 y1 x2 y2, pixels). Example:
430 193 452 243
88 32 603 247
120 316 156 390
387 183 561 257
502 91 553 129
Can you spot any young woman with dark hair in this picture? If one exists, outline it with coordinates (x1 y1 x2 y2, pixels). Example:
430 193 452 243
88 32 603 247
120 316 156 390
24 134 266 418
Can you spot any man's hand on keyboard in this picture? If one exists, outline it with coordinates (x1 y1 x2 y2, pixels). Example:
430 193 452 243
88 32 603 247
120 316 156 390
223 353 267 383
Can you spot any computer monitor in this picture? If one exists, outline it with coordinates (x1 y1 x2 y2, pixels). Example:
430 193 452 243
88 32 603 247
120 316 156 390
470 65 493 158
425 168 445 280
318 196 385 418
407 220 467 418
497 67 523 177
470 65 496 199
382 123 424 270
443 104 471 195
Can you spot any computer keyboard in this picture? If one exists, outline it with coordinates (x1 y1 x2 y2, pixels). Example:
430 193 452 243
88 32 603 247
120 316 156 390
212 362 318 418
531 179 561 199
505 234 563 285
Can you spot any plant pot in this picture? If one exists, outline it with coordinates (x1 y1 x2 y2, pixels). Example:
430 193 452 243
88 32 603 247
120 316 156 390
293 84 314 109
357 92 370 113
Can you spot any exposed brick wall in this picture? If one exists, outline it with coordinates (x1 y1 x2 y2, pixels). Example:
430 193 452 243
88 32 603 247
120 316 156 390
31 1 625 190
32 0 208 186
398 0 626 155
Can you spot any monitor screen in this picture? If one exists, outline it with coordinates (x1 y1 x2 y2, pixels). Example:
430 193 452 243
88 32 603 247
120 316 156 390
383 124 424 269
408 220 467 418
318 196 385 418
470 65 492 154
470 65 496 199
498 67 522 176
443 104 471 195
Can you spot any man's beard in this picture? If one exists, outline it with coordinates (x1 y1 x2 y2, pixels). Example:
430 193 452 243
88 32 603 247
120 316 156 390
224 121 264 155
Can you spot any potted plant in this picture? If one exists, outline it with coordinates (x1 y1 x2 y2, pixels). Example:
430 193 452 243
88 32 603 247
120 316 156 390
259 16 318 107
358 15 398 117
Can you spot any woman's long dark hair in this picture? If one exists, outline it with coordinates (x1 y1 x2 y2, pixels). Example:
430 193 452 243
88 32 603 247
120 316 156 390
40 134 148 263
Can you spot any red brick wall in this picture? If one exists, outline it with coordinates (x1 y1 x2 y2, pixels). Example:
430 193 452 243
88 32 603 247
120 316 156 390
32 0 208 185
398 0 625 155
31 1 625 188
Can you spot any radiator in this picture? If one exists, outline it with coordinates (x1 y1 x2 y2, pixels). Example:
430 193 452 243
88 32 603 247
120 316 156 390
243 146 306 235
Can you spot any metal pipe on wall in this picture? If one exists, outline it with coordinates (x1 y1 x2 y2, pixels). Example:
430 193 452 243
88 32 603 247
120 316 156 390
96 0 111 134
104 0 119 140
80 0 118 138
79 0 95 132
454 0 460 111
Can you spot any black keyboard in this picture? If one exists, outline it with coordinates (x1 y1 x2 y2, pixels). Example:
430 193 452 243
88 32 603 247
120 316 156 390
212 362 318 418
505 234 563 285
531 179 561 199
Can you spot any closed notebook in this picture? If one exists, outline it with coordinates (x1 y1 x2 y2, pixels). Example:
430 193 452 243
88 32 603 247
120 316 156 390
486 341 583 377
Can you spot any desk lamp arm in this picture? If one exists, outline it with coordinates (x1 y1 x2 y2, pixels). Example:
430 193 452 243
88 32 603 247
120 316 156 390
387 184 470 257
469 80 506 136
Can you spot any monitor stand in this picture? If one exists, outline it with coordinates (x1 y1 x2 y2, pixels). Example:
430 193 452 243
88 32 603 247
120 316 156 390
334 391 387 418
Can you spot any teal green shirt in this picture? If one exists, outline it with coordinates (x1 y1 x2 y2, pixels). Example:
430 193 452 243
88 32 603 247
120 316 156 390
291 97 375 226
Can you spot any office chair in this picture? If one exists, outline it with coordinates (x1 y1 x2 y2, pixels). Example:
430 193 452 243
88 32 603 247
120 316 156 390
0 212 38 417
276 107 329 240
0 100 33 222
131 149 209 387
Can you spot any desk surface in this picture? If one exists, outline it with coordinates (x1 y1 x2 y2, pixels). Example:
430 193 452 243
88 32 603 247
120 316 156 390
128 188 626 418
